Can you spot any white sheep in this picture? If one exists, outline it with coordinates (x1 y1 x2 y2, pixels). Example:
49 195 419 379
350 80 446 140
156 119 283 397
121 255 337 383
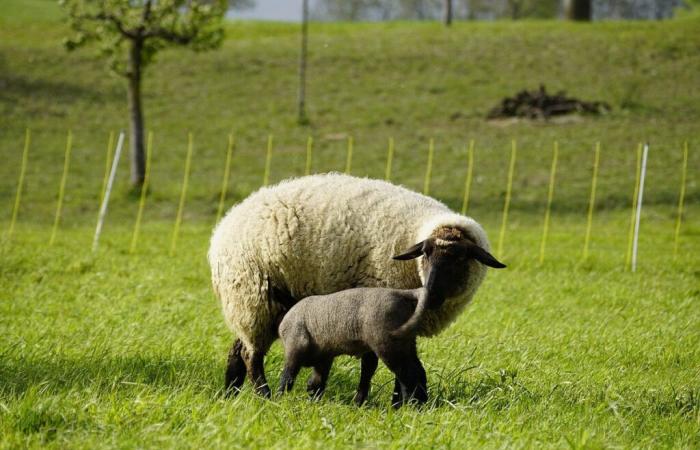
209 173 493 397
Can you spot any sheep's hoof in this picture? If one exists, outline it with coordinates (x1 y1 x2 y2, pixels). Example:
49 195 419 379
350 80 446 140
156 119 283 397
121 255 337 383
255 384 272 398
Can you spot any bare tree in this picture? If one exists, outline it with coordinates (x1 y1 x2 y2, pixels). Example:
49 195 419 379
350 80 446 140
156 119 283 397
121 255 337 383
444 0 453 25
298 0 309 125
62 0 226 190
563 0 592 20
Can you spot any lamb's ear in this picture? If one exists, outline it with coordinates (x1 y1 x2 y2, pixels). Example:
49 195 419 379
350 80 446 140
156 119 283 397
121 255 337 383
393 241 426 260
469 245 506 268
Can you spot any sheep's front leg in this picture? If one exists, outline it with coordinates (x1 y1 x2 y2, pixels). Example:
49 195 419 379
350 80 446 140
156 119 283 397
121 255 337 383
354 352 378 406
306 357 333 400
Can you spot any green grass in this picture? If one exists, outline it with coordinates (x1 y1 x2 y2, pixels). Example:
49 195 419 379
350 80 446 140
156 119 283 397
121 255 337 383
1 219 698 448
1 0 699 448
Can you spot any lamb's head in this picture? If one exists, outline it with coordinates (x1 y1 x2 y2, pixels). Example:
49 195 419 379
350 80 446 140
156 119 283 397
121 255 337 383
393 229 505 309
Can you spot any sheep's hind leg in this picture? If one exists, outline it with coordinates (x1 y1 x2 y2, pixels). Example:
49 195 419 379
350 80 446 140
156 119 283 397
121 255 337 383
354 352 378 406
243 346 272 398
307 357 333 400
224 338 246 397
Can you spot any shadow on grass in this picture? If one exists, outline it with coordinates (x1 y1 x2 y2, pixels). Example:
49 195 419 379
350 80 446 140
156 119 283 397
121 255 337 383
0 353 221 397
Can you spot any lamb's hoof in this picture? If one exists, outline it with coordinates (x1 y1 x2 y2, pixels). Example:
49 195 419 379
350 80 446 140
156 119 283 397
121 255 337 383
307 386 325 401
306 377 325 400
353 391 367 407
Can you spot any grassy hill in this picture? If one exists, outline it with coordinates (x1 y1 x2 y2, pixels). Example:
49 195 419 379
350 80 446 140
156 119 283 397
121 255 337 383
1 0 698 229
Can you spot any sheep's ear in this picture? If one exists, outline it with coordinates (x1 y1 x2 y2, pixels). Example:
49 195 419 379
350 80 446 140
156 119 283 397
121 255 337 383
393 241 426 260
469 246 506 268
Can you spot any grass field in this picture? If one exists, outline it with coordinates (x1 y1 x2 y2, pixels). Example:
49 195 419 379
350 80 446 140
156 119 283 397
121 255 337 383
1 0 699 448
1 220 698 448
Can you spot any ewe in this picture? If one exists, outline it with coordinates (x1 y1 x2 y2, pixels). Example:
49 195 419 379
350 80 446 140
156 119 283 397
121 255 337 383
209 173 495 397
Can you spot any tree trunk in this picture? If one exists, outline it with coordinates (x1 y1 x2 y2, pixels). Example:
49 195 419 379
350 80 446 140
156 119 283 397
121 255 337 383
443 0 453 26
127 38 146 189
297 0 309 125
564 0 591 21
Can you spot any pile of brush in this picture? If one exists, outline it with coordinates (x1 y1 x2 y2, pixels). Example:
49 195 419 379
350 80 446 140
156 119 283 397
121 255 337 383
487 85 610 119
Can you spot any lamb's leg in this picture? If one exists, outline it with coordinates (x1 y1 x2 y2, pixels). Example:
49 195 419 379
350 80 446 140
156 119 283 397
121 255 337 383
391 377 403 406
242 345 271 398
409 358 428 405
278 361 301 394
224 338 246 397
379 346 427 408
354 352 378 406
306 357 333 400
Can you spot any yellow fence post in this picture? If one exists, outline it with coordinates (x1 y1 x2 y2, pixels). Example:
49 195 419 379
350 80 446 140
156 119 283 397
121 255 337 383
130 131 154 254
345 136 353 174
625 144 642 270
8 128 30 239
423 139 434 195
215 134 235 225
582 142 601 261
385 137 394 181
304 136 313 176
49 130 73 246
170 132 193 256
497 140 517 259
673 141 689 259
539 141 559 265
263 135 273 186
460 139 475 215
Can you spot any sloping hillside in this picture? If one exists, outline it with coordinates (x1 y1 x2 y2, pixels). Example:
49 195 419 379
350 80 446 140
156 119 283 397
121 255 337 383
1 0 698 225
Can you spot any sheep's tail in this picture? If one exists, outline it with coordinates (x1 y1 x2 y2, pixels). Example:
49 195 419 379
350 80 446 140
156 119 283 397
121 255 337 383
390 289 429 337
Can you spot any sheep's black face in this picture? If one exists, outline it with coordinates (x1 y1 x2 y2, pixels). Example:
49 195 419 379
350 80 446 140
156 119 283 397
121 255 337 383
394 236 506 308
424 241 475 300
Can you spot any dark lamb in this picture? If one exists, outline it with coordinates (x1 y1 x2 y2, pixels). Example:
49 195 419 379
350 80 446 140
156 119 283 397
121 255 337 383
277 237 506 407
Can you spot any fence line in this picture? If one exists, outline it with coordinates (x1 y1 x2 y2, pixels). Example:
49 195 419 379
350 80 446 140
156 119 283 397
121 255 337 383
49 130 73 246
7 128 30 239
263 135 273 186
385 137 394 181
460 139 475 215
93 132 125 253
215 134 235 225
673 142 689 259
423 139 434 195
539 141 559 265
631 143 649 272
345 136 353 174
3 130 691 268
626 144 642 270
170 133 194 256
497 140 517 259
130 131 154 253
582 142 601 261
304 136 313 176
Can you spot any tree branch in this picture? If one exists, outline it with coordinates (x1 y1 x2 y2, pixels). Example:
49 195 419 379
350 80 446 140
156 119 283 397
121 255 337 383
73 11 139 39
143 27 198 44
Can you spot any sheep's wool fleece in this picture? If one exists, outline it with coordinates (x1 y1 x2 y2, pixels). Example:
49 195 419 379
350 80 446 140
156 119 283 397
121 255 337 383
209 173 490 350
